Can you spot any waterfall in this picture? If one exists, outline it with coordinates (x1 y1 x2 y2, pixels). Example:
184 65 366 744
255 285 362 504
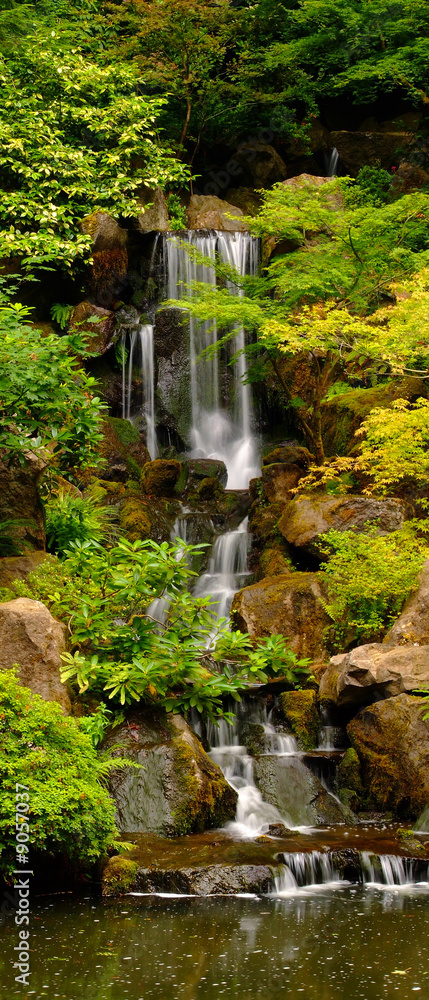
272 852 429 895
193 517 251 622
121 323 157 459
273 852 339 894
325 147 339 177
164 230 260 488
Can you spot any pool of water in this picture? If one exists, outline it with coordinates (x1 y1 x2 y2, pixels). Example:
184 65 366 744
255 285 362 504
1 887 429 999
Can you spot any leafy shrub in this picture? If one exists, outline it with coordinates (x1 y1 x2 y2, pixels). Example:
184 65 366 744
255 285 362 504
166 193 187 230
0 669 119 877
320 527 424 650
45 490 114 558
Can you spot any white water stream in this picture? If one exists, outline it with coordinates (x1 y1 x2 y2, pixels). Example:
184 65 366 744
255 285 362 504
121 323 157 459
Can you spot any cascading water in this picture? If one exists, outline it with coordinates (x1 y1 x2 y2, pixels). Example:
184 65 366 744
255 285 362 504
193 517 251 622
325 146 340 177
164 230 260 488
122 323 157 459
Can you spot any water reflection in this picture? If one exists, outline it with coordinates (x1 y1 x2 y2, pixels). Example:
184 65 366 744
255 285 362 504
1 888 429 999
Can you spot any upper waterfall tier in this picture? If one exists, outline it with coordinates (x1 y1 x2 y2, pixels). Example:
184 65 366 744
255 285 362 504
164 230 261 489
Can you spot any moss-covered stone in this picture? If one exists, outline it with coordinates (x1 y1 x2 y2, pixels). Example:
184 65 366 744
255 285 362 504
99 417 150 483
102 855 139 897
119 496 152 541
396 828 428 856
258 546 292 580
278 690 319 750
141 459 182 497
197 476 224 500
322 377 428 456
337 748 362 794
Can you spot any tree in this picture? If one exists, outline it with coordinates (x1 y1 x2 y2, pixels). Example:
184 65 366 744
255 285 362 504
0 16 189 276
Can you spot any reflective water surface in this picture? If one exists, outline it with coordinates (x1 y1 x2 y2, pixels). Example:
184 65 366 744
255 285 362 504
1 887 429 999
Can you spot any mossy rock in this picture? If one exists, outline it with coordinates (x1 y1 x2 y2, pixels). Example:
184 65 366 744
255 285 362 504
197 476 224 500
337 748 362 794
102 855 139 897
278 690 319 750
258 546 292 580
99 417 150 483
322 377 428 456
141 459 182 497
241 722 267 756
396 827 428 856
119 496 152 541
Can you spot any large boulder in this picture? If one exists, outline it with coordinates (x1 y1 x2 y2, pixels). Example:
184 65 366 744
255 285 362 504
0 452 45 552
103 859 273 897
347 694 429 818
320 643 429 710
231 141 288 188
141 459 182 496
329 130 414 174
107 710 237 836
186 195 249 232
80 212 127 251
231 571 329 661
281 173 344 209
136 186 170 232
70 301 115 355
385 560 429 647
0 598 70 712
253 754 352 826
278 495 409 558
99 417 150 483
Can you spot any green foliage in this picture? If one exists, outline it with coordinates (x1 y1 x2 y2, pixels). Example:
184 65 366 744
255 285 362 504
78 703 115 748
344 164 394 208
44 490 114 557
0 668 120 876
0 295 106 475
50 303 74 330
166 193 187 231
0 11 189 276
319 526 424 650
357 398 429 494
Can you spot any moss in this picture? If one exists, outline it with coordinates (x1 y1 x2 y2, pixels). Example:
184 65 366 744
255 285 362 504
197 476 223 500
396 828 428 856
109 417 141 449
102 856 139 897
337 748 362 793
278 690 319 750
141 459 182 497
241 723 266 756
258 546 292 580
119 497 152 541
322 377 428 456
170 737 236 835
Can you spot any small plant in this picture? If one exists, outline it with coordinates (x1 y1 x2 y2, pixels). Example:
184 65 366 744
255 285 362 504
50 302 74 331
167 192 187 231
44 489 115 558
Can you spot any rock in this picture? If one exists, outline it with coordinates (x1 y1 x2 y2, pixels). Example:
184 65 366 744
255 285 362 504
253 754 352 825
107 710 237 836
100 417 150 483
277 690 319 750
187 195 249 232
347 694 429 818
321 377 428 456
224 187 262 216
80 212 128 251
182 458 228 493
391 162 429 195
337 748 363 811
231 142 288 188
319 643 429 710
231 572 329 661
70 301 115 354
329 130 414 174
0 452 45 552
136 186 170 231
141 459 182 496
262 445 313 468
103 861 273 897
385 560 429 647
259 463 304 504
396 828 428 857
0 598 70 713
153 308 191 446
281 173 344 209
0 551 49 590
278 495 409 558
102 856 139 897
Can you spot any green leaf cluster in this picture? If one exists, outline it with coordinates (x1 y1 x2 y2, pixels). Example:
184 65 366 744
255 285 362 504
0 668 119 876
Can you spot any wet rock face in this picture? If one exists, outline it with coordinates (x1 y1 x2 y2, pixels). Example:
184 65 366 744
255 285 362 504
230 571 329 662
107 710 237 837
385 560 429 647
319 643 429 710
186 195 249 232
253 754 351 826
141 459 182 497
347 693 429 818
0 598 70 713
329 130 414 174
0 452 45 552
100 417 150 483
131 864 273 896
278 494 409 559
